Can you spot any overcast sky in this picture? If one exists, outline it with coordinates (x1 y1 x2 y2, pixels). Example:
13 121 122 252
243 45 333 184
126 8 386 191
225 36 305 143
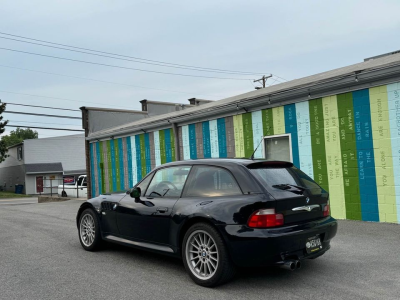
0 0 399 138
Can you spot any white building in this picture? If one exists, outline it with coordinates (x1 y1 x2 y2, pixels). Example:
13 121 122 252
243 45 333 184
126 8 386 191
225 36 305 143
0 134 85 195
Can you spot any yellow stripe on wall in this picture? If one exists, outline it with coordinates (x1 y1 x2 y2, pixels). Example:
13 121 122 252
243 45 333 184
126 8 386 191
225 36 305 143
322 95 346 219
369 86 397 223
233 115 245 157
272 107 285 134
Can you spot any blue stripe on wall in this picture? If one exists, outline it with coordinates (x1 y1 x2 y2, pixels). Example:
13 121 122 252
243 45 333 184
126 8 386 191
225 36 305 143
145 133 152 172
217 118 227 158
95 142 102 195
165 129 172 163
202 121 211 158
284 104 300 167
352 89 379 222
110 140 117 191
126 137 133 189
189 124 197 159
135 135 142 181
118 138 125 191
90 143 96 196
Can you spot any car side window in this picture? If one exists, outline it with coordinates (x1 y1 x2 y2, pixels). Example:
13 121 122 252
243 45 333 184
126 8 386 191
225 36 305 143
145 166 191 198
136 173 154 196
185 166 242 197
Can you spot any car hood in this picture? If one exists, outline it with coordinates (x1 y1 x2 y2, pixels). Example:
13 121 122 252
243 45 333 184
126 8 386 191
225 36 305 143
86 193 127 209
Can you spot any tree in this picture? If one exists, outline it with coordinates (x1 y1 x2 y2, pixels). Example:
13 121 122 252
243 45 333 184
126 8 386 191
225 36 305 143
0 102 9 163
1 127 39 148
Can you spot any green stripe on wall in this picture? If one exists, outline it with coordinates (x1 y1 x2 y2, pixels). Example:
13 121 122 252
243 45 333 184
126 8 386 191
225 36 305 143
309 98 329 191
160 130 166 164
370 86 397 223
114 139 121 190
139 134 146 177
272 106 285 134
242 113 254 157
262 108 274 136
337 93 362 220
170 129 176 161
100 141 106 194
106 140 112 193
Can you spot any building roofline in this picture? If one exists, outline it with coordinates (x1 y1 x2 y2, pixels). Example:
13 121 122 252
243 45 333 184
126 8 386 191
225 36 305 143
140 99 196 107
80 106 147 114
7 142 24 149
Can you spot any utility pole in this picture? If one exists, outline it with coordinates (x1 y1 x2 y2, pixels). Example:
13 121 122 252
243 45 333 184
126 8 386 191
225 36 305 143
253 75 272 89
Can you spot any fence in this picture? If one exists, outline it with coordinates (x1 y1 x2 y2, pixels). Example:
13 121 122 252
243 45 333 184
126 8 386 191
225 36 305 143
41 178 86 198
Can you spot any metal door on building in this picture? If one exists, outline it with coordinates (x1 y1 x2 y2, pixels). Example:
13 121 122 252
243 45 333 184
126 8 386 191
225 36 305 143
36 176 43 193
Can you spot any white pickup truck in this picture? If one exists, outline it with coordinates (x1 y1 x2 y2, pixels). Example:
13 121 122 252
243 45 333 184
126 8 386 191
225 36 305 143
58 175 87 198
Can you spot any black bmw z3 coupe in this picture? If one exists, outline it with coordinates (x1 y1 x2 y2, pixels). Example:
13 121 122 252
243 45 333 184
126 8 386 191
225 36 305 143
77 159 337 287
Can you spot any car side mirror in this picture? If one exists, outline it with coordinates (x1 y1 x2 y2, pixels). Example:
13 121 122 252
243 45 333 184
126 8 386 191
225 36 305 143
130 187 141 199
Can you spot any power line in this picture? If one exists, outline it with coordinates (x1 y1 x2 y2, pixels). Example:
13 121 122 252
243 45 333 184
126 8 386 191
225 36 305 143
0 32 266 76
0 87 138 109
4 111 81 119
0 47 252 81
8 120 80 126
0 36 263 76
2 101 80 112
0 65 222 98
5 125 84 132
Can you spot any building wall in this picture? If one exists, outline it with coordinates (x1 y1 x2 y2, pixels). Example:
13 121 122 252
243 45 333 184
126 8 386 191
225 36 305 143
89 82 400 224
25 173 63 195
89 128 175 197
24 135 86 173
0 146 25 192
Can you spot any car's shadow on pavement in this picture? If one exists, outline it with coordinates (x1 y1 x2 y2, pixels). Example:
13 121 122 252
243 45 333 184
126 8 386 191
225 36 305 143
100 241 316 288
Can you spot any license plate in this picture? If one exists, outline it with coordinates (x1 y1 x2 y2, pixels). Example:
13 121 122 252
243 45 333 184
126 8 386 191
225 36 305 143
306 236 322 254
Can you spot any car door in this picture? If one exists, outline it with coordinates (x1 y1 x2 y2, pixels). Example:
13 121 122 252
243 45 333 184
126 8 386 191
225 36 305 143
117 166 191 245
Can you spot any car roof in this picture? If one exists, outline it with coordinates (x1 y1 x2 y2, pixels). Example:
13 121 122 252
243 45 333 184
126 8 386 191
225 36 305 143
155 158 293 169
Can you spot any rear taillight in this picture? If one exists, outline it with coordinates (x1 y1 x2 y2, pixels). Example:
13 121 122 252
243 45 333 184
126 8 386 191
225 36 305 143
323 200 330 217
247 209 284 228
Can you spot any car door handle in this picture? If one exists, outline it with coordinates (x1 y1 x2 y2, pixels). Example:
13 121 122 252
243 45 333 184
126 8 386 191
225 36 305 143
156 207 168 213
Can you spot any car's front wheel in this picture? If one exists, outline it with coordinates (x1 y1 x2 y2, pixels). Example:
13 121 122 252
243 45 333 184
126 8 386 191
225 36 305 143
182 223 236 287
78 208 102 251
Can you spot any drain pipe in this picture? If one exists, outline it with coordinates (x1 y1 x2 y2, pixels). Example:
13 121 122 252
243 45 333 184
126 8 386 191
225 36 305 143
172 122 181 161
81 107 91 199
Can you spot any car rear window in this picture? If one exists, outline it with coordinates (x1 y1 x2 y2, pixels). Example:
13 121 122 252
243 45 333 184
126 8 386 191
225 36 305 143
250 166 325 198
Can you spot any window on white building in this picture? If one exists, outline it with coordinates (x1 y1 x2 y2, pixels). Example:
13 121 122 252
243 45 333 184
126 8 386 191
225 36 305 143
17 147 23 160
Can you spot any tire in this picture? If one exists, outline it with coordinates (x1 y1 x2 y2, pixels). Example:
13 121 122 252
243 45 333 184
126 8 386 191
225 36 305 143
78 208 102 251
182 223 236 287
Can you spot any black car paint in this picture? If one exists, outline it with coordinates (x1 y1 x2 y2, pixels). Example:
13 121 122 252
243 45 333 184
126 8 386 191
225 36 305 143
77 159 338 266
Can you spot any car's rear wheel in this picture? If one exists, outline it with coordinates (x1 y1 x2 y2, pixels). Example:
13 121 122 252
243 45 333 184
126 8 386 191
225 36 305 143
78 208 102 251
182 223 236 287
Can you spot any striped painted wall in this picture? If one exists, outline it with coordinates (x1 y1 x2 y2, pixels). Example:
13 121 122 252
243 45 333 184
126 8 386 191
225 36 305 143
89 82 400 223
89 128 175 196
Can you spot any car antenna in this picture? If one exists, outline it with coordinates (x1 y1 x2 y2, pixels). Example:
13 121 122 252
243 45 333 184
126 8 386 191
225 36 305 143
250 136 264 160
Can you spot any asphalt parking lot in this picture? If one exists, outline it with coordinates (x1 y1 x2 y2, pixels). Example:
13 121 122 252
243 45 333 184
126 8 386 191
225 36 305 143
0 199 399 300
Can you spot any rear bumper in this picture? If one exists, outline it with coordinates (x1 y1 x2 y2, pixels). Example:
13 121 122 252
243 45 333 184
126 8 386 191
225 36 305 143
217 216 338 267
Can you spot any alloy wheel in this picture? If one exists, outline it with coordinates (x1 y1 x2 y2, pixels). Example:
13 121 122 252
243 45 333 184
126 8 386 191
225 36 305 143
80 213 95 247
185 230 219 280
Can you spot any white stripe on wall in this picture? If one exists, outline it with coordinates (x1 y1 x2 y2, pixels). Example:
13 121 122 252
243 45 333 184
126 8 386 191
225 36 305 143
295 101 314 178
154 131 161 167
209 119 219 158
251 111 263 158
130 136 137 185
182 125 191 160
